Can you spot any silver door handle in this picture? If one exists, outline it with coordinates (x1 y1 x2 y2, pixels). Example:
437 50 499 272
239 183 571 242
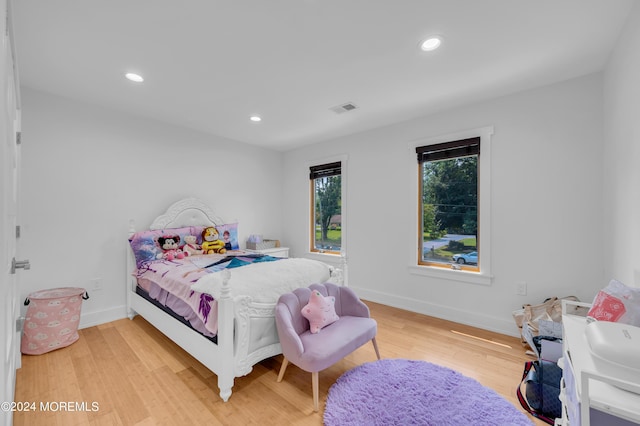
11 258 30 274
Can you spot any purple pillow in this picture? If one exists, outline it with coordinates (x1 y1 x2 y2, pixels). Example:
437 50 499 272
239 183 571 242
216 222 239 251
128 226 204 267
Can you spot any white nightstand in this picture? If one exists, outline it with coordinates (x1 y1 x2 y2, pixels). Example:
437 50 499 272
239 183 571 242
245 247 289 258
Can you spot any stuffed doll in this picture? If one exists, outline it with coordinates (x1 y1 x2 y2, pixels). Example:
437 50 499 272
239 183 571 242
182 234 203 256
201 226 226 254
156 235 185 260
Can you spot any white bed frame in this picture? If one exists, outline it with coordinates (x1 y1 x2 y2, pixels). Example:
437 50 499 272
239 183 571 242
126 198 343 401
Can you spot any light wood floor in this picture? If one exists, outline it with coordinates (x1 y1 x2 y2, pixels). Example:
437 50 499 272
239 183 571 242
14 301 543 425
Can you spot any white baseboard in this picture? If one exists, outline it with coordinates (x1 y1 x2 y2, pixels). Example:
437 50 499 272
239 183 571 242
351 286 519 338
79 305 128 329
76 291 520 338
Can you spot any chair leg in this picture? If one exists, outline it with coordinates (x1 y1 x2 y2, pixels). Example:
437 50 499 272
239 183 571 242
372 337 381 360
312 371 319 412
277 357 289 382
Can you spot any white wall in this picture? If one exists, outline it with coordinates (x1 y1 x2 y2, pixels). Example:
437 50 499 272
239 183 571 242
19 14 639 338
283 73 605 336
603 2 640 289
19 88 284 327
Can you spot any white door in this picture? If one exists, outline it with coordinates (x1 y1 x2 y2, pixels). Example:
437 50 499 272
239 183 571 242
1 1 24 425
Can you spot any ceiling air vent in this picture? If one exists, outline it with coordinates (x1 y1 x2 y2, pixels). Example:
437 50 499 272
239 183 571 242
329 102 358 114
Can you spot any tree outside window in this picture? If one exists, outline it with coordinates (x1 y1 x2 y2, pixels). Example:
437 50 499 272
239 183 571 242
310 162 341 253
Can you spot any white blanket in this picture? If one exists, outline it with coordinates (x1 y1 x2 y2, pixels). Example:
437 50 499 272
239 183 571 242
191 258 333 303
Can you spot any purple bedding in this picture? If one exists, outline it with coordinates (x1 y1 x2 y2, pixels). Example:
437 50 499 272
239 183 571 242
134 253 281 336
138 279 215 338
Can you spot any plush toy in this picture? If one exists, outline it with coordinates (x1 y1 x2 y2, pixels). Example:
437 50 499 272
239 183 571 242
301 290 339 333
182 235 202 256
156 235 185 260
201 226 226 254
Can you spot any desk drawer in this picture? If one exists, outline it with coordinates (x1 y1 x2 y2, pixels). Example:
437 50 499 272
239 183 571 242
562 353 638 426
561 354 581 425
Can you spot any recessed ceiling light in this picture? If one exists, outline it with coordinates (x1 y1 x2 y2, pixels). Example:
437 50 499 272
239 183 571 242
249 115 262 122
125 73 144 83
420 36 442 52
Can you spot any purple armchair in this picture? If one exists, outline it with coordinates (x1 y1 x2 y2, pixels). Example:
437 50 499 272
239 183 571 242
275 282 380 411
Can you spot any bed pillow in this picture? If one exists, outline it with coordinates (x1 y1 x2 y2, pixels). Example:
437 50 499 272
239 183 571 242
301 290 339 334
216 222 240 251
129 226 205 267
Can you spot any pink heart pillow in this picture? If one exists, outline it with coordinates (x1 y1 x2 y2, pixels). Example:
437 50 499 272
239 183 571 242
301 290 339 333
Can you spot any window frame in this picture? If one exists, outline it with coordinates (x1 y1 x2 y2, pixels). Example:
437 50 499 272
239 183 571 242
409 127 493 286
308 155 347 257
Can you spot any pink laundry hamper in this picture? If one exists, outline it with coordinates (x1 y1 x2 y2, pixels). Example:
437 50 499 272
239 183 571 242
21 287 89 355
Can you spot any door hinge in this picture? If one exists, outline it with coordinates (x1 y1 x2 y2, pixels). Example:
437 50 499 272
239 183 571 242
16 131 21 145
16 225 21 238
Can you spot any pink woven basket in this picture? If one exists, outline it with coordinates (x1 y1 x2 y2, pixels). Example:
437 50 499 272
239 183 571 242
21 287 88 355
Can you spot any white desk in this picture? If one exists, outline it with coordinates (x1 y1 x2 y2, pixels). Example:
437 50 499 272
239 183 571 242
558 302 640 426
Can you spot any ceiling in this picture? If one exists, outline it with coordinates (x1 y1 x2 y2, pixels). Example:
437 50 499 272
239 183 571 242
11 0 634 151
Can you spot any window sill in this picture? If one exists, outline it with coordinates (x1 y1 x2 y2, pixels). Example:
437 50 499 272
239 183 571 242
306 251 343 263
408 264 493 286
309 250 341 256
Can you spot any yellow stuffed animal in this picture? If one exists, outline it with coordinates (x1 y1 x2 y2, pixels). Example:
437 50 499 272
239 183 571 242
201 226 226 254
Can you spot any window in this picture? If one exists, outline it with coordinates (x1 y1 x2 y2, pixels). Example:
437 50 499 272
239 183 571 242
310 161 342 254
417 137 480 272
